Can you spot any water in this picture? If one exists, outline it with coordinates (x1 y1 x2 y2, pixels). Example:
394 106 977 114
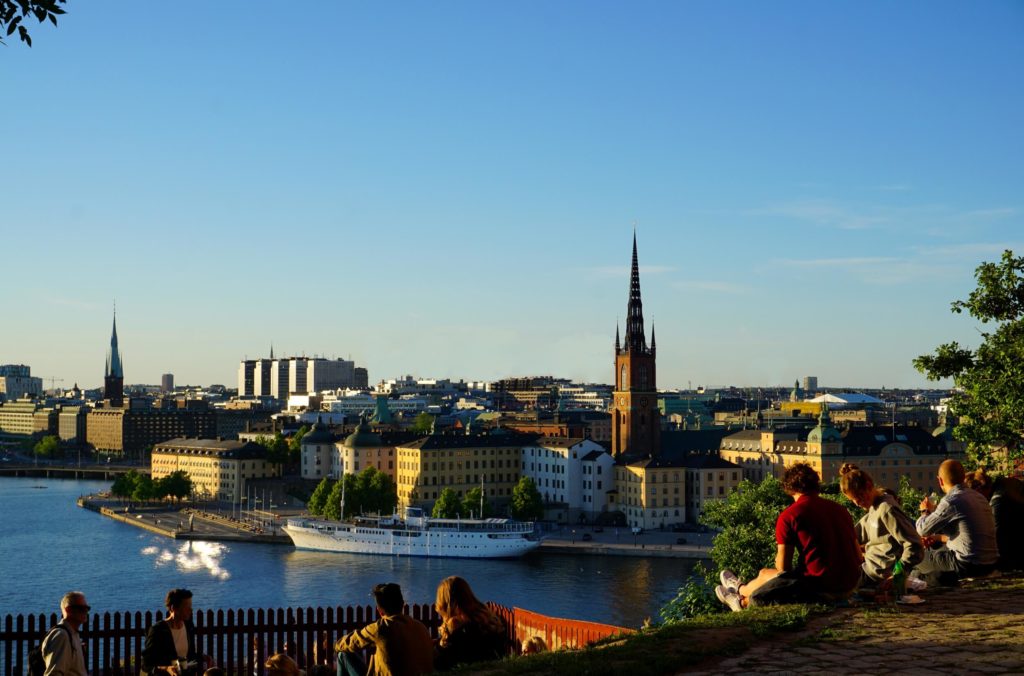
0 478 694 627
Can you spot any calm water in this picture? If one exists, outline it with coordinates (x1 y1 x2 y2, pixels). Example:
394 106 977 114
0 478 693 627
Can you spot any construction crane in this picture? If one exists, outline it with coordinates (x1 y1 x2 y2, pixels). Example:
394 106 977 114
41 377 64 392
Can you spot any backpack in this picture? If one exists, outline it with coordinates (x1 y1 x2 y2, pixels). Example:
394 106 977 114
27 625 71 676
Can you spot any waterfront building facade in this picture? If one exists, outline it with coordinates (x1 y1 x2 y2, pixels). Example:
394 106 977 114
238 355 362 400
86 406 217 459
718 407 963 495
521 437 610 523
394 432 532 511
151 438 278 502
0 397 49 437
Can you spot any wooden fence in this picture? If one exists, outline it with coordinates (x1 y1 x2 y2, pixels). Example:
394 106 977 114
1 603 630 676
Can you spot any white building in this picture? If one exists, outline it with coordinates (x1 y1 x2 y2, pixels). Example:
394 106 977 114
0 364 43 402
238 357 358 400
299 418 337 480
521 437 610 523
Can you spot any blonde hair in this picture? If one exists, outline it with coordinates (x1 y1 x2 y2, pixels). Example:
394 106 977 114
521 636 547 655
434 576 504 644
265 653 301 676
839 463 879 501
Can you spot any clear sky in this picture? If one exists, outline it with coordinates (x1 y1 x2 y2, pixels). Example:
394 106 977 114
2 1 1022 391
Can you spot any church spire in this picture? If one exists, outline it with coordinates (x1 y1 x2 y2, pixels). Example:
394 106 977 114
651 323 656 354
614 323 620 351
624 231 647 352
107 309 123 378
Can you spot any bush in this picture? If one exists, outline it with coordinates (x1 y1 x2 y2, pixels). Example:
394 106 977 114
659 563 723 623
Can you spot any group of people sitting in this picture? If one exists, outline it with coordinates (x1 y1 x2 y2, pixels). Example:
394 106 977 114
40 577 526 676
714 459 1022 612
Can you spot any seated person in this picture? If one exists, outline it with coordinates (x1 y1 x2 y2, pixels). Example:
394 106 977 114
433 576 511 670
715 463 861 611
915 460 999 585
143 589 208 676
334 583 433 676
840 463 923 590
264 654 302 676
965 469 1024 572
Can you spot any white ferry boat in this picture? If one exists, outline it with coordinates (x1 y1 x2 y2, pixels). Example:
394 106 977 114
283 507 540 559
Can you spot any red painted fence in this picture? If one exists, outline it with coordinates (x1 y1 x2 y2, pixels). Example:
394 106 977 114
1 604 630 675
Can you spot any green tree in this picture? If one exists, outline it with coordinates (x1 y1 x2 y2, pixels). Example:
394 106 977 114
307 477 332 515
256 433 290 467
411 412 434 434
365 468 398 515
0 0 66 47
914 250 1024 469
111 469 141 503
462 486 492 518
323 478 346 521
132 475 156 503
432 488 462 518
701 476 792 581
288 425 310 465
157 470 192 504
510 477 543 521
33 435 59 458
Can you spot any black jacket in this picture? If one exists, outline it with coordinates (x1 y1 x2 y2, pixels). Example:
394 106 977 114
434 621 511 671
142 619 199 675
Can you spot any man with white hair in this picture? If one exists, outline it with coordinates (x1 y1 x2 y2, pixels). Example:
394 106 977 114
42 591 89 676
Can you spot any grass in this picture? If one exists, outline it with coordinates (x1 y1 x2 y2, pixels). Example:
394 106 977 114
449 604 824 676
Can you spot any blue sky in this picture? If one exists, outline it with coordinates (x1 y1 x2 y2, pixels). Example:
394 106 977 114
2 1 1022 390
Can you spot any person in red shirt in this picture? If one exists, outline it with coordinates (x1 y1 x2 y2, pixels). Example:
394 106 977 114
716 463 862 611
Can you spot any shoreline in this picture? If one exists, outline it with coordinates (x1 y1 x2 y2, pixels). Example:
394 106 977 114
79 495 710 559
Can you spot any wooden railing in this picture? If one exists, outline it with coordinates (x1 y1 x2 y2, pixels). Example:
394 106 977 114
1 603 631 676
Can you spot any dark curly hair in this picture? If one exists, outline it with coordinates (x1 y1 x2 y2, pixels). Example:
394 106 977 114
781 463 820 496
164 588 193 611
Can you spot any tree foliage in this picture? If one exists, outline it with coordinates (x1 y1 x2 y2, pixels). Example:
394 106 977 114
510 477 544 521
914 250 1024 469
156 470 192 504
411 412 434 434
288 425 309 465
320 468 398 520
307 477 332 515
462 486 493 518
432 488 462 519
33 434 59 457
110 469 191 505
701 476 792 582
255 433 290 467
0 0 66 48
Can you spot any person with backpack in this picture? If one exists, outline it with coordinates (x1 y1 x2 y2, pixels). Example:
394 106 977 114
39 591 89 676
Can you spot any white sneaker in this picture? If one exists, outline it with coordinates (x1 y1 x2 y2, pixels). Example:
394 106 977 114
715 584 743 612
720 569 741 594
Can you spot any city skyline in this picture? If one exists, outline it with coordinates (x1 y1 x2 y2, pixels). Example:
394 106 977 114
3 2 1021 389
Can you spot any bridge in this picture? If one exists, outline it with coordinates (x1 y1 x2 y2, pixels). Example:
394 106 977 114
0 463 148 480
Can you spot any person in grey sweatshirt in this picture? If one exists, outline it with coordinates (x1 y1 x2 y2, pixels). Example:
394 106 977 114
840 463 924 588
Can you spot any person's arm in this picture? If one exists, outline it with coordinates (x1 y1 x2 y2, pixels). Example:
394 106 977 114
916 498 954 537
142 623 179 675
335 622 378 654
883 503 925 569
775 543 794 572
42 628 71 676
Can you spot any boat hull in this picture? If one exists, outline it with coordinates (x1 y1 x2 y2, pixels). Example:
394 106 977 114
283 521 540 559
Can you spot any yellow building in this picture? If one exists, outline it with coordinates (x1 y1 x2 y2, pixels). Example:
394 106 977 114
614 458 687 530
394 432 529 511
151 438 279 502
718 408 963 495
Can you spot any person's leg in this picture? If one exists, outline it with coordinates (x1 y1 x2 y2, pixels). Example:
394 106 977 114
915 546 960 587
746 571 811 608
738 568 780 604
337 652 366 676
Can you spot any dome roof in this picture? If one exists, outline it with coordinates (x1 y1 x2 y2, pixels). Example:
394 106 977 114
343 418 382 449
300 416 334 445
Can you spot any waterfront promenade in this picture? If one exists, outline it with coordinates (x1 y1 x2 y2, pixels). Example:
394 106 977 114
79 494 712 558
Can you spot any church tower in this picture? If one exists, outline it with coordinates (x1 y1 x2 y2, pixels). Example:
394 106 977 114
611 234 660 458
104 310 124 407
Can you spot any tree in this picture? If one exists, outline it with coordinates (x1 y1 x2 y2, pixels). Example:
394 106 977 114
307 477 332 515
914 250 1024 469
256 433 290 467
132 474 156 503
462 486 492 518
510 477 543 521
33 435 59 458
411 412 434 434
432 488 462 519
111 470 141 503
0 0 66 48
288 425 310 465
156 470 192 504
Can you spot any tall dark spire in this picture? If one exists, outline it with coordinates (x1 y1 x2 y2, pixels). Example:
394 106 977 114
107 310 123 378
624 231 647 352
651 323 656 354
614 323 620 351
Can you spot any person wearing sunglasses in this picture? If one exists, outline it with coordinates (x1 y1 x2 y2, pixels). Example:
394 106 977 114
41 591 90 676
